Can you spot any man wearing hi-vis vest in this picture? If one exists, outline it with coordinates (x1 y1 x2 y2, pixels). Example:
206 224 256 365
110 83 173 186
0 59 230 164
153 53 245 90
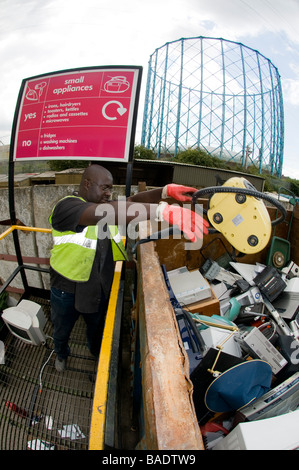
49 164 209 372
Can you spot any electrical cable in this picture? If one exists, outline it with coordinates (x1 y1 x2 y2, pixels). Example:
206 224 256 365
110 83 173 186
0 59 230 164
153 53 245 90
39 348 55 393
192 186 287 226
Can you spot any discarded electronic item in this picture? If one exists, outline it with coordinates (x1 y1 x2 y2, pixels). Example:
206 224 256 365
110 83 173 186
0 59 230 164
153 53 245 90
202 259 242 286
191 348 272 424
167 266 211 305
204 359 272 414
190 348 246 424
236 303 267 323
220 286 262 320
281 261 299 279
2 299 47 346
229 262 265 286
263 297 295 337
134 178 287 255
236 326 288 375
174 308 206 373
193 314 242 358
216 268 243 286
275 335 299 382
289 317 299 339
266 188 297 270
162 264 219 316
253 265 287 302
201 258 221 280
190 314 272 423
192 177 286 255
233 279 251 294
211 282 231 303
162 267 210 372
256 320 278 344
233 371 299 424
213 409 299 451
200 237 235 270
272 277 299 321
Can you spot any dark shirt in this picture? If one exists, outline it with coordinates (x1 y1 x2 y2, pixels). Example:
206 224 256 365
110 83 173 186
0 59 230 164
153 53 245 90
50 195 114 313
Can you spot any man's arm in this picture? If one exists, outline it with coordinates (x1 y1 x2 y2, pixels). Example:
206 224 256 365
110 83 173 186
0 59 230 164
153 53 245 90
77 183 208 241
127 184 199 204
127 188 162 203
78 198 209 243
78 200 156 226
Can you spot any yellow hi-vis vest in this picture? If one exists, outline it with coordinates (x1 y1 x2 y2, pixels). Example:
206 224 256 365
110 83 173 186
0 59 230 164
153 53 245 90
49 196 128 282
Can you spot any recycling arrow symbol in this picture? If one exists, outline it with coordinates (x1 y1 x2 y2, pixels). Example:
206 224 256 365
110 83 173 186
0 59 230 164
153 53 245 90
102 101 127 120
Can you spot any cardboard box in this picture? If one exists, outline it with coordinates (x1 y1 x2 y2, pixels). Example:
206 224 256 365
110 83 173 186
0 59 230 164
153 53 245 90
186 286 220 316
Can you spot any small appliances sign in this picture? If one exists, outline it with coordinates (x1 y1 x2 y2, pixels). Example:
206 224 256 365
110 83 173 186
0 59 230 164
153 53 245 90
11 66 142 162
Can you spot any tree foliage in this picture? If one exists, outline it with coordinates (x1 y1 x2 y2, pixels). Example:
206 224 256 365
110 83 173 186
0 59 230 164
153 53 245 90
47 160 88 171
133 145 156 160
174 148 224 168
43 144 299 197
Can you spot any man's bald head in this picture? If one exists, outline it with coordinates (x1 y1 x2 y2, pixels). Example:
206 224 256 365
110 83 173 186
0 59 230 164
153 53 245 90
79 164 113 203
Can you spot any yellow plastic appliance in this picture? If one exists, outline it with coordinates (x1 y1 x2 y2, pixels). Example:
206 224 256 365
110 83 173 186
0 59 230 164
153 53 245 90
192 177 286 255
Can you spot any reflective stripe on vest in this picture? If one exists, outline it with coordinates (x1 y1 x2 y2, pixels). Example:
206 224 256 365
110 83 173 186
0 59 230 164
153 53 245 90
52 226 98 250
49 196 128 282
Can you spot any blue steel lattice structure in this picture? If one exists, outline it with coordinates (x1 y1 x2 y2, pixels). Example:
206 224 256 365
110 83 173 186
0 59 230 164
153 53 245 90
141 37 284 176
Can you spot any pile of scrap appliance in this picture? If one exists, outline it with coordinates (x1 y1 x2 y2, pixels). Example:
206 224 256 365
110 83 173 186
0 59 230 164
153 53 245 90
160 178 299 450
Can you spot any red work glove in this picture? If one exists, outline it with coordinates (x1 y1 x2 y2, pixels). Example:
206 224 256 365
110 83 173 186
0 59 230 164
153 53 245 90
156 202 209 242
162 183 197 202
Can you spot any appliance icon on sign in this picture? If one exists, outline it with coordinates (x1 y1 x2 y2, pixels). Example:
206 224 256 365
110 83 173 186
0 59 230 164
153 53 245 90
104 76 130 93
25 82 47 102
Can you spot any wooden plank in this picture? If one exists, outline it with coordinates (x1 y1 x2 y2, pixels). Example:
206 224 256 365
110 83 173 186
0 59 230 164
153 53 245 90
136 222 204 450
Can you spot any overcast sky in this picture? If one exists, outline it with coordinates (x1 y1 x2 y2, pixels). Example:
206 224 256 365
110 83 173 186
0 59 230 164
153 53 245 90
1 0 299 177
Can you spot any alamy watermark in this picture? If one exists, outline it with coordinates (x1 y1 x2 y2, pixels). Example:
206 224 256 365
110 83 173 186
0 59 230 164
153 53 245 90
94 197 205 251
290 339 299 365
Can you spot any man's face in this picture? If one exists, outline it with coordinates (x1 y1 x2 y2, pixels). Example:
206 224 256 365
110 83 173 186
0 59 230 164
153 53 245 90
86 171 113 204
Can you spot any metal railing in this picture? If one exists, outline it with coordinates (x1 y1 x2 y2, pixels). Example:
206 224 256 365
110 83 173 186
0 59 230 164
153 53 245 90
0 225 52 296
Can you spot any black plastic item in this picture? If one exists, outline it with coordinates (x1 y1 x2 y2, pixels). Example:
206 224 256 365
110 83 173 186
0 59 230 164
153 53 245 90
235 279 251 294
190 348 245 425
253 266 287 302
200 237 236 268
235 303 266 325
275 335 299 384
229 279 251 297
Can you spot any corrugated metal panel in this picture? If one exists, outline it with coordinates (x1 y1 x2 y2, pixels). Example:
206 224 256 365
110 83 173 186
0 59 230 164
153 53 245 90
134 159 265 192
172 164 265 191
